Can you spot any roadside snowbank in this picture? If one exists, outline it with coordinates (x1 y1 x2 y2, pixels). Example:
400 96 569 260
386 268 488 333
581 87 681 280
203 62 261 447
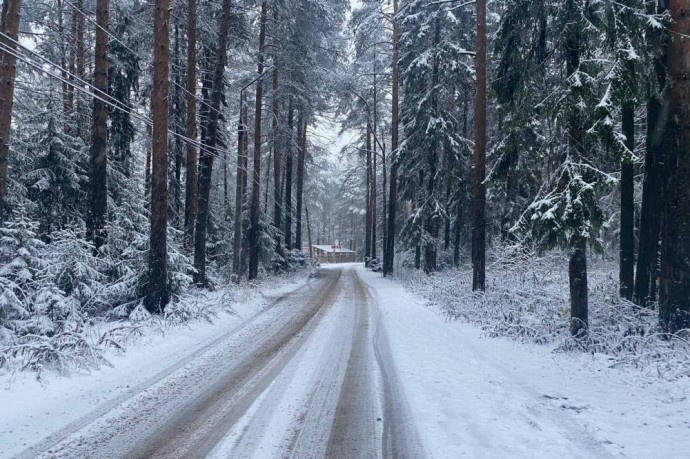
0 274 309 458
358 267 690 458
402 255 690 381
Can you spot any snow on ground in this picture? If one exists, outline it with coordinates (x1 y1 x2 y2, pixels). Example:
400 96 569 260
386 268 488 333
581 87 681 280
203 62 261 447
0 274 309 458
357 267 690 458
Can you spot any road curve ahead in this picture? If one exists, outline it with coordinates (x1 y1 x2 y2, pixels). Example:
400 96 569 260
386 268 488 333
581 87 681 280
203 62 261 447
19 265 424 459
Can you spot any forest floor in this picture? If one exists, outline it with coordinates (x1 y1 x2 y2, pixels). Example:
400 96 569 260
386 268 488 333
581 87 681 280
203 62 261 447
1 264 689 458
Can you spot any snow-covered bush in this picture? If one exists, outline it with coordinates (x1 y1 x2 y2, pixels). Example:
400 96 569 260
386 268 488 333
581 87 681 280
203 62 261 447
405 247 690 379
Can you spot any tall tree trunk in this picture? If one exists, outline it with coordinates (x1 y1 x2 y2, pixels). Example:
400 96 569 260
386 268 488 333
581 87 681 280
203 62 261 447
635 0 668 307
146 0 170 312
264 146 271 213
295 116 306 249
194 0 232 285
471 0 487 291
172 23 183 225
145 122 152 196
0 0 22 220
424 17 442 274
88 0 109 250
306 204 313 259
74 0 85 138
619 103 635 300
284 101 294 250
569 239 588 336
57 0 72 135
64 0 76 132
384 0 399 274
381 137 387 264
565 0 588 336
272 67 282 239
233 95 248 280
184 0 198 246
365 127 372 266
659 0 690 333
371 122 377 260
635 92 665 306
248 0 268 280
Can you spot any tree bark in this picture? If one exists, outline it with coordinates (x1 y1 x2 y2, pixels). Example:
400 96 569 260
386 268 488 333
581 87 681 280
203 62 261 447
233 96 248 280
272 67 282 240
635 0 668 307
569 239 589 337
365 128 372 266
74 0 85 138
88 0 109 250
146 0 170 312
383 0 399 275
635 93 665 306
659 0 690 332
57 0 73 135
371 122 377 260
424 17 442 274
306 204 313 259
194 0 232 285
248 0 268 280
284 101 294 250
184 0 198 247
471 0 487 291
172 23 183 225
0 0 22 220
565 0 588 335
619 103 635 300
295 116 306 250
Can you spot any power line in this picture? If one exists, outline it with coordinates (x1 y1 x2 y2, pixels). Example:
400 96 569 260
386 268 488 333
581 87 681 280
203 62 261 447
61 0 227 121
0 38 231 162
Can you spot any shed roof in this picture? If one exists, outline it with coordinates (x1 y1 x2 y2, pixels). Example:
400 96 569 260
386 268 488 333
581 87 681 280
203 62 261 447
312 245 356 254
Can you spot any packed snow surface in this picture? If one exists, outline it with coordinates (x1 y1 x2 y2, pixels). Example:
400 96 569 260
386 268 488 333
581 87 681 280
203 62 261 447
1 265 688 458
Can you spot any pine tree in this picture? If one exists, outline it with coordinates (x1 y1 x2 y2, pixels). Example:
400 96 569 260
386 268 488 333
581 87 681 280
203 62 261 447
194 0 232 285
88 0 109 251
659 0 690 332
0 0 22 221
472 0 487 289
248 0 268 280
146 0 171 312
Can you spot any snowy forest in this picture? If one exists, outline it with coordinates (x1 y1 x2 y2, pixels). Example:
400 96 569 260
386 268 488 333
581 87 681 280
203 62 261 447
1 0 690 375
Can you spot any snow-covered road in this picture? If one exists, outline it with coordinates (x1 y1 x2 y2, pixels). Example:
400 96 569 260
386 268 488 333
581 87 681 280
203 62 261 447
2 264 688 458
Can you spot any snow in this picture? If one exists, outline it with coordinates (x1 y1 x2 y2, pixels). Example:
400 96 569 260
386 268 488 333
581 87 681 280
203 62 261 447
357 267 690 458
0 276 309 458
2 265 689 458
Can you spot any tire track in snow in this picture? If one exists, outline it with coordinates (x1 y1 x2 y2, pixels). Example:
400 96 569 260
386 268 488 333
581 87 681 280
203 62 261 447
13 281 321 459
23 270 340 459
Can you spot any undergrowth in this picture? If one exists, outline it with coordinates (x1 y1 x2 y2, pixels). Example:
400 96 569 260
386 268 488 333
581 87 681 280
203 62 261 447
404 248 690 380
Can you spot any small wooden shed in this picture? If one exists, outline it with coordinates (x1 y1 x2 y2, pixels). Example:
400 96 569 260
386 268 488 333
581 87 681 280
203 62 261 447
312 245 356 264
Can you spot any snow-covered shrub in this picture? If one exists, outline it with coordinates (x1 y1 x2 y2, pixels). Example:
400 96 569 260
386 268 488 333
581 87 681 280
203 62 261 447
406 247 690 379
0 216 46 337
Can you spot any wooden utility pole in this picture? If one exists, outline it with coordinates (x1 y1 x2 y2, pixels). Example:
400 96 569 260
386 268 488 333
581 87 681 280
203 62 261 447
471 0 487 291
146 0 170 311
